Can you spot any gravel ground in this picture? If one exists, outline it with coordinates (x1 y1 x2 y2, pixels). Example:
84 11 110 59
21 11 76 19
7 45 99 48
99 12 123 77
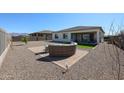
0 41 124 80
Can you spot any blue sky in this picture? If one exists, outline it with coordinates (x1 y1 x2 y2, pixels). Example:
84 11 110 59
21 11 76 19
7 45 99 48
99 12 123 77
0 13 124 34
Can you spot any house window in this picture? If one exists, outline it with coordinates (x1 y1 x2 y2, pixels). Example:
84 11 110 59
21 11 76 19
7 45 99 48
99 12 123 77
82 34 90 42
55 34 59 39
63 33 68 39
32 33 36 36
38 33 43 37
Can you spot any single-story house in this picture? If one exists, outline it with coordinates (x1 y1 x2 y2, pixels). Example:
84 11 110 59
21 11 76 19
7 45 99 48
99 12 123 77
29 30 52 41
52 26 105 45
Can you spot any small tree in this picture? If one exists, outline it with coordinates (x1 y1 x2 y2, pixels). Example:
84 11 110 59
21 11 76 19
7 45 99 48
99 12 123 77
106 23 124 80
21 36 28 44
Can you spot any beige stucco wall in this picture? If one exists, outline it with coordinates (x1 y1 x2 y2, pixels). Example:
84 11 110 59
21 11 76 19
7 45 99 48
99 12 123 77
100 30 104 42
52 32 71 42
52 28 104 43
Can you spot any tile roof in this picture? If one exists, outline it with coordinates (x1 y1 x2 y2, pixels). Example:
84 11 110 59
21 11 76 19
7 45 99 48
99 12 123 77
30 30 52 34
55 26 104 33
39 30 52 33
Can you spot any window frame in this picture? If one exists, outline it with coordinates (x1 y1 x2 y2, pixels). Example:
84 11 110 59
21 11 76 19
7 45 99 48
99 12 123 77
55 34 59 39
63 33 68 39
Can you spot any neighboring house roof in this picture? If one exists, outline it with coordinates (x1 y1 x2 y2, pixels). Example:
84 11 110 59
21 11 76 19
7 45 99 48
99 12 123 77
29 30 52 35
54 26 104 33
11 33 28 36
38 30 53 34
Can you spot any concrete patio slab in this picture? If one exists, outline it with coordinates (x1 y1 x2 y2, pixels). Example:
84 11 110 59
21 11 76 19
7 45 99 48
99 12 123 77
28 46 89 69
28 46 45 53
38 49 88 69
52 49 88 69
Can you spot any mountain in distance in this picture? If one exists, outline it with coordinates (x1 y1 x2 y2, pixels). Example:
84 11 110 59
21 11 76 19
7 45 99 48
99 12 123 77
10 33 29 36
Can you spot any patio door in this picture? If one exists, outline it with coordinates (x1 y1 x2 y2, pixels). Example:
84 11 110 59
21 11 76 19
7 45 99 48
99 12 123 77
90 33 94 41
71 33 78 42
82 34 90 42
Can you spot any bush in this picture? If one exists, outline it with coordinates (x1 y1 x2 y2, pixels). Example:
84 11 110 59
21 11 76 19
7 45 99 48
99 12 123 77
21 36 28 44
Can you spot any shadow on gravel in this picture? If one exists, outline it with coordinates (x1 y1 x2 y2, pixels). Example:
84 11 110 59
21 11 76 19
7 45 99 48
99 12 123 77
37 56 69 62
35 52 47 55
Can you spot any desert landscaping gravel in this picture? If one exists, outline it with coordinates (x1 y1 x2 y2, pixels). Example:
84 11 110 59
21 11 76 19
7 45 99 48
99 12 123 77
0 41 124 80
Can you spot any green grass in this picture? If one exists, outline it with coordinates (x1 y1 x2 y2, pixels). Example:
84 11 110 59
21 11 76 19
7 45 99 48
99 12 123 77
77 44 95 49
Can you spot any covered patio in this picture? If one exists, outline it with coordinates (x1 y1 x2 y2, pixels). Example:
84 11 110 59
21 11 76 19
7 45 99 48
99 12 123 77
71 32 97 45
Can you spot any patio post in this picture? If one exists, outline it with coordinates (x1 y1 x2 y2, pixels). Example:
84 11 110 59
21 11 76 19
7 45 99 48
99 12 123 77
97 31 100 44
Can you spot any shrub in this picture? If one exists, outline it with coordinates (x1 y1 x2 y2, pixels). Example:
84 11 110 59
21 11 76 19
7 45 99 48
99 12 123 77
21 36 28 44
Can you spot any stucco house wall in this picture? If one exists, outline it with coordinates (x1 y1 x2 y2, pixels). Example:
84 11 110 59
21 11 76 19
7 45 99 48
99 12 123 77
52 28 104 44
52 32 71 42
